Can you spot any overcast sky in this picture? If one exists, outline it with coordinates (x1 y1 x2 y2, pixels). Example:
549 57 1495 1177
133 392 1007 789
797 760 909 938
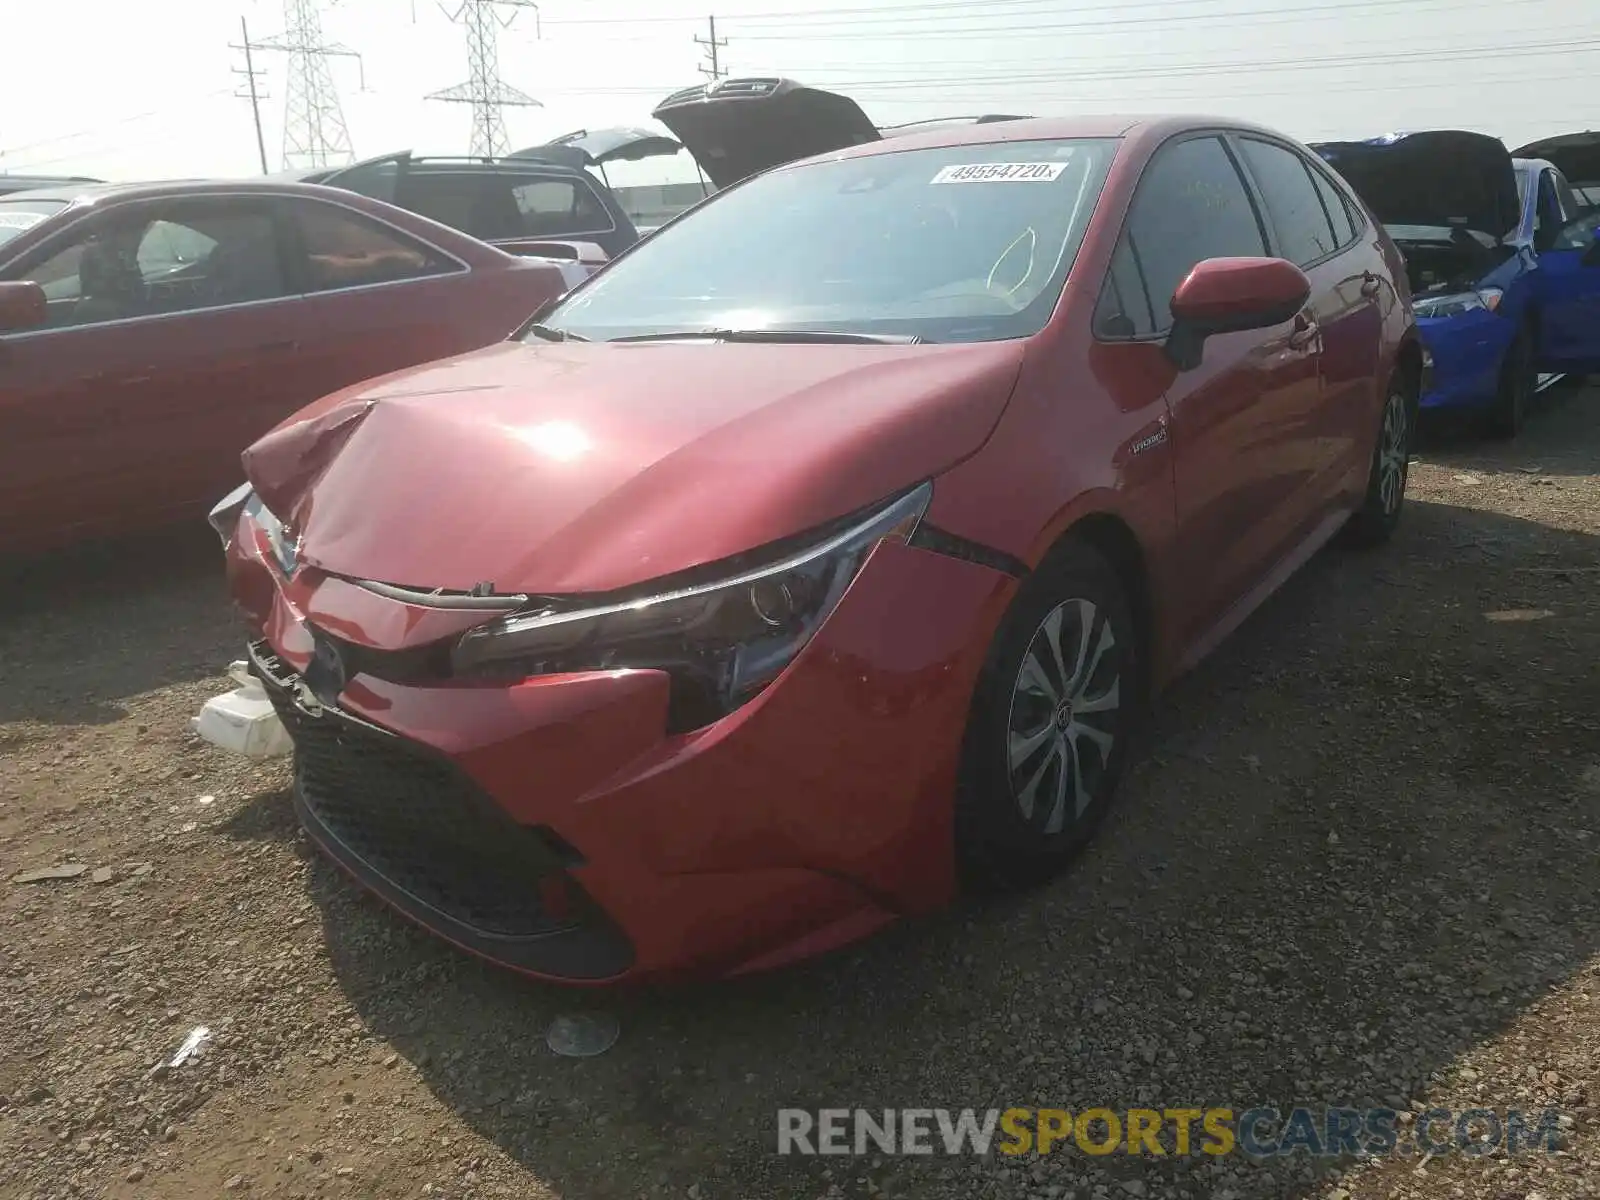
1 0 1594 188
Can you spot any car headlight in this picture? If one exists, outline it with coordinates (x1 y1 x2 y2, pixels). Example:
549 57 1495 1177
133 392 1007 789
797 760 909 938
1413 286 1502 319
452 482 932 729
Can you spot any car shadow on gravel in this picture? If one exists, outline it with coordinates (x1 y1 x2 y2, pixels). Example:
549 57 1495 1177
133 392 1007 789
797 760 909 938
0 527 238 726
236 497 1600 1200
1417 375 1596 477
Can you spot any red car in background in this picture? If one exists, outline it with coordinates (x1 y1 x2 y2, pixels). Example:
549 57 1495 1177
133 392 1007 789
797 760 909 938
0 180 588 557
217 114 1422 985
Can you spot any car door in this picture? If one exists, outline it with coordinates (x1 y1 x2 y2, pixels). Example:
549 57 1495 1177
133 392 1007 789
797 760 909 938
1233 134 1384 496
0 194 302 548
1114 133 1326 648
1530 172 1600 373
268 195 496 410
1533 207 1600 372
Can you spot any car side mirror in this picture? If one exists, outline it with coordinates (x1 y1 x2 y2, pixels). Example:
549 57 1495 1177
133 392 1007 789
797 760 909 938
1582 233 1600 269
0 280 47 333
1165 257 1312 371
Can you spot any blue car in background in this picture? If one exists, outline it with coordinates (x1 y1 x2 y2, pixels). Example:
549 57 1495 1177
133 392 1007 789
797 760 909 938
1313 130 1600 437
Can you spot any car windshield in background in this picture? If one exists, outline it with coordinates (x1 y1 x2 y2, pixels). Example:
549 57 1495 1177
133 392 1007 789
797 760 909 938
537 138 1119 344
1384 223 1499 248
0 200 67 249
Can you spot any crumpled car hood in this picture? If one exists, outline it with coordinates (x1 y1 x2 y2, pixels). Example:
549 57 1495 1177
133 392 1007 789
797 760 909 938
241 337 1025 595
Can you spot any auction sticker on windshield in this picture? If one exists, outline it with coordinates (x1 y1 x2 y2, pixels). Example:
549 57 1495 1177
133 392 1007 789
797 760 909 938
931 162 1068 184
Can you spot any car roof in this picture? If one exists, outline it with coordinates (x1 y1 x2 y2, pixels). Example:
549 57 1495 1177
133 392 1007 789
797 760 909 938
0 177 491 210
817 113 1291 164
0 179 287 206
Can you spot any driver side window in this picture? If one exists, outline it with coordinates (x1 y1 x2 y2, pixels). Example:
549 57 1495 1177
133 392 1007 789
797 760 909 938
1534 172 1566 252
17 201 288 329
1110 135 1269 334
1552 209 1600 253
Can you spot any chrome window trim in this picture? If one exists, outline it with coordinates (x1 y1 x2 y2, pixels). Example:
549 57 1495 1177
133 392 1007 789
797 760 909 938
0 188 474 342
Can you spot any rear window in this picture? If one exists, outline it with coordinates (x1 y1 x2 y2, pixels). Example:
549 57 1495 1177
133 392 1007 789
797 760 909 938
0 200 67 249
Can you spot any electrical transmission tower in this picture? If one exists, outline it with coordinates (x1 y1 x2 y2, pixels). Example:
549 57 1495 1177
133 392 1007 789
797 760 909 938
251 0 366 171
696 15 728 80
428 1 542 159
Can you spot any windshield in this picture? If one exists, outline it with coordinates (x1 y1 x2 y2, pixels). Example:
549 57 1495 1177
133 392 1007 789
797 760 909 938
0 199 66 249
536 137 1118 344
1384 223 1498 248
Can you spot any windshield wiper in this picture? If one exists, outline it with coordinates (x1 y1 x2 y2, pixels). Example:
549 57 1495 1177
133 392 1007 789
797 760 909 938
606 328 923 345
524 323 589 343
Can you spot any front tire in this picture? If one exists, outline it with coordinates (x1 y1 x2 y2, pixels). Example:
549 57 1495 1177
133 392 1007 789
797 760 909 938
1486 324 1535 440
1345 374 1415 548
955 541 1138 891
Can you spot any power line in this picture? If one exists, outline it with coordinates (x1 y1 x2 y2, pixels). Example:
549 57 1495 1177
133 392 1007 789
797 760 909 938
791 36 1600 89
231 16 272 176
428 0 542 158
535 0 1559 29
403 34 1600 96
0 91 234 162
695 14 729 80
730 0 1568 39
537 0 1332 26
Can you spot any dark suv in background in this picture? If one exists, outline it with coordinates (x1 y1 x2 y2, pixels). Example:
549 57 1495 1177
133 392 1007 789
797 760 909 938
288 130 682 260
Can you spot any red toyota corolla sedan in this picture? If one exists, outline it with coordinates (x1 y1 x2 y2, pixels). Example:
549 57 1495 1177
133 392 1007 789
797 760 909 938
0 180 589 557
215 115 1423 985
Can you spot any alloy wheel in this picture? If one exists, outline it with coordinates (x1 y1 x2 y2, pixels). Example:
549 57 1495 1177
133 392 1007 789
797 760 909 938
1004 598 1122 836
1378 388 1409 515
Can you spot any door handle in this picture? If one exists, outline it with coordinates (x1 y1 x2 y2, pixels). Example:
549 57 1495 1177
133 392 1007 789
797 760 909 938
1287 313 1319 351
261 340 301 354
1360 271 1382 298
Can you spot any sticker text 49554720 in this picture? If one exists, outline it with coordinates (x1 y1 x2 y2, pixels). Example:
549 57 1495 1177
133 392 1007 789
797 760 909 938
930 162 1068 185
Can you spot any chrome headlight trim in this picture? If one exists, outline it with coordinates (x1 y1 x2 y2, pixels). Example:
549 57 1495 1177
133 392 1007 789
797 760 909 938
451 481 932 677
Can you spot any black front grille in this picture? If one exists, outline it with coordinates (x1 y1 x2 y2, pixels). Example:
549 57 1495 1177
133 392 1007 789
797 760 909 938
248 641 634 978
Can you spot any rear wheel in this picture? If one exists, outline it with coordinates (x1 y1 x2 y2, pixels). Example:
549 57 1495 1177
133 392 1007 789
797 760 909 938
1345 374 1415 548
1486 324 1535 440
955 542 1138 890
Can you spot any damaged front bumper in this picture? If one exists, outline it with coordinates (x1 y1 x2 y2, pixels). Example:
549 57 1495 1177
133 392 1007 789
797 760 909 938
216 505 1018 985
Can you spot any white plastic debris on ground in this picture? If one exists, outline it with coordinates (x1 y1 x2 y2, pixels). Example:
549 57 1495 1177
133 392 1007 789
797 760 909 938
191 661 291 758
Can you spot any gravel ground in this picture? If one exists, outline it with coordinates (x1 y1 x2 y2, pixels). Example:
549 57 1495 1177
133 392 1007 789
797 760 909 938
2 382 1598 1200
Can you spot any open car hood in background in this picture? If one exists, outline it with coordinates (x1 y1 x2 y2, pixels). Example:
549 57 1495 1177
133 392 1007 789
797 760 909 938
510 127 684 169
1312 130 1520 241
651 76 883 189
1512 131 1600 186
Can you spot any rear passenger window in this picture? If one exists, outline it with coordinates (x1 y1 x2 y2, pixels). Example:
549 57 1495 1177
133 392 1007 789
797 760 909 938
1094 234 1156 337
1238 137 1339 266
1124 135 1269 332
291 202 454 292
397 173 486 235
1307 165 1356 247
509 177 613 237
